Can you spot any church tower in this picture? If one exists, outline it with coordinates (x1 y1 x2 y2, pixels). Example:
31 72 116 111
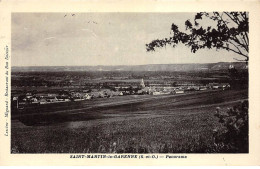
140 78 145 88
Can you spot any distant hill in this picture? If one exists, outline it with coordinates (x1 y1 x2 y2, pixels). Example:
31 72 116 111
12 62 248 72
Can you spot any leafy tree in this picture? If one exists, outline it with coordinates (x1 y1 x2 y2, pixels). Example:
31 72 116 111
213 100 248 153
146 12 249 62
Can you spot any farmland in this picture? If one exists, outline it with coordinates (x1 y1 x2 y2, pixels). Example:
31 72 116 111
11 65 248 153
11 89 248 153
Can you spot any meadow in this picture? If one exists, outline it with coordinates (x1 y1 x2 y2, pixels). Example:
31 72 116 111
11 89 248 153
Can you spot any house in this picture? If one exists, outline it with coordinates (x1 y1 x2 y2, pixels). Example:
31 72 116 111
45 96 58 102
152 91 161 95
219 83 230 89
83 93 92 100
212 85 220 89
152 91 171 95
25 93 33 99
199 87 207 91
137 90 144 95
175 90 184 94
12 96 18 101
30 97 39 104
71 92 82 98
56 95 70 102
208 83 220 89
148 87 156 95
193 86 200 91
123 91 130 95
74 98 85 101
112 91 123 96
91 91 104 98
141 87 150 94
39 98 47 104
101 89 113 97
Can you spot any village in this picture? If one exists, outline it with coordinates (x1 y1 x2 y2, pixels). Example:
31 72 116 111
11 79 230 108
8 11 251 156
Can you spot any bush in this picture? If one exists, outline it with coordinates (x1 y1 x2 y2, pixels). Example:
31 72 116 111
213 100 248 153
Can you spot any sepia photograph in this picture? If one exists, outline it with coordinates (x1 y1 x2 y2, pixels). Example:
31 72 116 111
9 12 249 154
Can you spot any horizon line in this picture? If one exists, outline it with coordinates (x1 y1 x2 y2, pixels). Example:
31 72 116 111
11 61 244 67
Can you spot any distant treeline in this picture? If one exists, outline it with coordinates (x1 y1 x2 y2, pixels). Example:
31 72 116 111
12 62 247 72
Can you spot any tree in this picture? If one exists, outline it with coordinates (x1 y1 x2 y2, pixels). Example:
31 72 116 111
213 100 248 153
146 12 249 62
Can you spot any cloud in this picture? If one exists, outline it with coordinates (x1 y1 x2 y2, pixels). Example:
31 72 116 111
11 13 238 66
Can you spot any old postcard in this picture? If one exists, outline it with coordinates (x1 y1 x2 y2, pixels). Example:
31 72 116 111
0 0 260 166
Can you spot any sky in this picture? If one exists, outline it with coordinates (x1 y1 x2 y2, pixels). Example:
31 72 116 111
11 13 245 66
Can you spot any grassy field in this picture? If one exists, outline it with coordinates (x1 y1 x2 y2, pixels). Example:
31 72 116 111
11 89 248 153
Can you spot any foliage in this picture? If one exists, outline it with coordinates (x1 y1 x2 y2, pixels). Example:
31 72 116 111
213 100 248 152
146 12 249 62
228 66 248 89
